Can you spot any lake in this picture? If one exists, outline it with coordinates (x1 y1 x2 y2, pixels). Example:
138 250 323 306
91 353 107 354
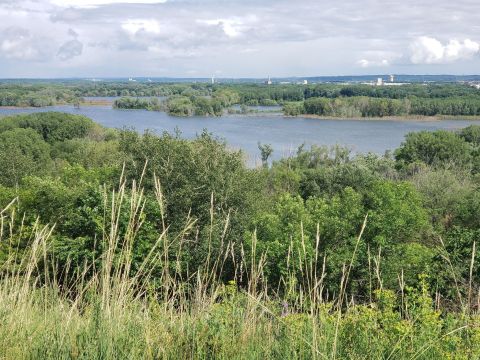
1 104 479 166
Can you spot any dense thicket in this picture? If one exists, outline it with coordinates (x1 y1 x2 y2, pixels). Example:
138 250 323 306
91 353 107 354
0 112 479 312
113 90 239 116
284 96 480 117
2 81 480 117
2 111 480 358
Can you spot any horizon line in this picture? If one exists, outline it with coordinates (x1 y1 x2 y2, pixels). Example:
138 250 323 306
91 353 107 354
1 74 480 81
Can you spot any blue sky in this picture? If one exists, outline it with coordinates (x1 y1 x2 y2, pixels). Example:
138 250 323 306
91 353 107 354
0 0 479 77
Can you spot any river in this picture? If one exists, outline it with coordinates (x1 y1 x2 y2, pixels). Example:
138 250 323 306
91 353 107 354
1 104 479 166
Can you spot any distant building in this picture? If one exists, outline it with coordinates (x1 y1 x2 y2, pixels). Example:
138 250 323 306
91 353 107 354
363 75 408 87
265 76 272 85
466 82 480 89
303 79 308 85
211 76 215 84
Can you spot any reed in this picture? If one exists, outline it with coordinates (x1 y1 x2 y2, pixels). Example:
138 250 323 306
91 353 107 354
0 177 477 359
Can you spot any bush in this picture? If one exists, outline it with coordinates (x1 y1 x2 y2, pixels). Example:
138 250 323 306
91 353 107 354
0 128 51 186
283 102 304 116
395 130 473 169
0 112 96 144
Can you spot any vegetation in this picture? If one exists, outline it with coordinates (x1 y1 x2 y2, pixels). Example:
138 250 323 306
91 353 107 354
1 111 480 358
284 96 480 118
2 81 480 118
113 89 239 116
113 97 162 111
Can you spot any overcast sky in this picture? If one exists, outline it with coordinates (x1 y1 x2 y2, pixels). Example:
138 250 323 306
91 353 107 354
1 0 480 78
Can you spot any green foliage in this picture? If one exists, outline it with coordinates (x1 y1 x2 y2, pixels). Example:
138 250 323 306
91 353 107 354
410 97 480 116
0 109 479 357
364 180 430 246
0 274 478 359
299 96 411 118
283 101 304 116
304 97 333 115
163 94 231 116
51 138 122 169
251 180 430 295
258 142 273 167
118 129 266 278
113 97 162 111
459 125 480 146
0 112 96 144
411 168 473 228
4 81 480 119
395 130 473 169
0 128 51 186
165 95 194 116
0 110 479 315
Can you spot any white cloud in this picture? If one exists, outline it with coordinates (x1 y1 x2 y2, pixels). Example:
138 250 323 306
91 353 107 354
356 48 402 68
2 0 480 76
57 39 83 60
358 58 389 68
197 16 257 38
50 0 167 8
410 36 480 64
122 19 162 35
0 27 53 61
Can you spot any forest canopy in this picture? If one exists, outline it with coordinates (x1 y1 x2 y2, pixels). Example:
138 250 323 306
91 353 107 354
2 81 480 118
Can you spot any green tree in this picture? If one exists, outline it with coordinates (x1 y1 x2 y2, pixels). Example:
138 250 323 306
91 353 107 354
165 96 194 116
0 128 51 186
283 102 304 116
119 129 266 279
0 112 96 144
258 142 273 167
459 125 480 146
395 130 472 169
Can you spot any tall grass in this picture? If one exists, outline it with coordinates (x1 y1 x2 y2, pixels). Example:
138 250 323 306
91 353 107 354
0 176 478 359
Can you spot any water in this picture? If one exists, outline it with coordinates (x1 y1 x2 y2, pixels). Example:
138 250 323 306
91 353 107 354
231 104 282 113
1 105 479 165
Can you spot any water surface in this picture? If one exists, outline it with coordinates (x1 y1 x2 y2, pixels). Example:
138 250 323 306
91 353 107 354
1 105 479 165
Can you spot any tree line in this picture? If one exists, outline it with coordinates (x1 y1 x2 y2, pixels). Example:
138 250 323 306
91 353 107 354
3 81 480 117
283 96 480 117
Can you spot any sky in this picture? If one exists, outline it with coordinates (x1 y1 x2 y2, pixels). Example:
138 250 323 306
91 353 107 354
0 0 480 78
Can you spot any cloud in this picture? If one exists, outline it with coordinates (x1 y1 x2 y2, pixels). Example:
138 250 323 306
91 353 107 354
57 39 83 60
358 59 389 68
50 0 167 8
197 17 257 38
121 19 162 35
68 28 79 37
410 36 480 64
0 27 53 61
355 48 403 68
3 0 480 76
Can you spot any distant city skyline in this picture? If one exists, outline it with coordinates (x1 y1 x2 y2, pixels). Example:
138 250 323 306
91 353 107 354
1 0 479 78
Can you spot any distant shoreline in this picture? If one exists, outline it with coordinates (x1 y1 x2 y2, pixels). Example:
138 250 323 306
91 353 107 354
2 104 480 122
289 114 480 121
